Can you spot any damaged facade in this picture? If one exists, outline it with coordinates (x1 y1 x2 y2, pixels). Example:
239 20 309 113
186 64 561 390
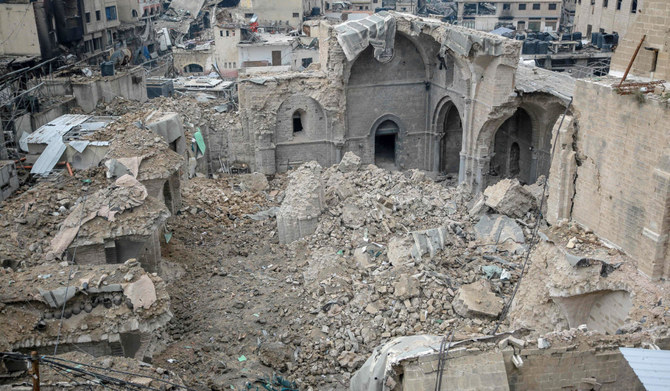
0 2 669 391
235 11 570 194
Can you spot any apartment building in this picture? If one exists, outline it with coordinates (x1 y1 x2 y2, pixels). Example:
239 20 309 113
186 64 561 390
81 0 121 53
573 0 641 37
117 0 161 23
455 0 563 32
235 0 304 29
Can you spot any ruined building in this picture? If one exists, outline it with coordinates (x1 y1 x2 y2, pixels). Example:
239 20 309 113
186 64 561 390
236 12 569 194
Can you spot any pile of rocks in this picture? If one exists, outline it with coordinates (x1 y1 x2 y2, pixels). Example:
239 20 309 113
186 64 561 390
272 154 542 380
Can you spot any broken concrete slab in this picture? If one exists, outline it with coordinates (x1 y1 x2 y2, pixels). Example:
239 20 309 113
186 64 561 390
452 280 504 319
474 214 525 253
484 178 536 218
238 172 269 192
123 274 157 310
410 226 451 260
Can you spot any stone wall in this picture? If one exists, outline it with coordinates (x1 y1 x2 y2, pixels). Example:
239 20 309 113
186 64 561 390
0 161 19 202
547 79 670 280
503 348 643 391
62 67 148 113
399 345 643 390
609 0 670 81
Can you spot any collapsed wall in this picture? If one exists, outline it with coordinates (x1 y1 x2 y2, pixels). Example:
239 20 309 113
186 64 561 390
277 161 325 244
0 261 172 360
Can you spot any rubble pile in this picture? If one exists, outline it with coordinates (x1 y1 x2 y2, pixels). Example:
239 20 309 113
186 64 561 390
0 170 107 269
0 260 172 353
91 96 242 172
275 159 545 383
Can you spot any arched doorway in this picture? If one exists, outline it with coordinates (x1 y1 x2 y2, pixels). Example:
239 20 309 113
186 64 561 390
490 108 533 183
437 103 463 174
374 120 399 169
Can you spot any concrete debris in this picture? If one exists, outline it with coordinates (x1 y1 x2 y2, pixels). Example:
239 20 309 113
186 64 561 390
452 280 505 319
277 161 325 244
0 263 171 355
393 274 421 300
474 214 526 254
123 273 158 310
484 178 537 218
338 151 362 173
238 172 269 192
47 175 149 259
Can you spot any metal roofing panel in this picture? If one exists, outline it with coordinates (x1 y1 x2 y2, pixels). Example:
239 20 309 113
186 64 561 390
26 114 91 144
620 347 670 391
31 138 66 175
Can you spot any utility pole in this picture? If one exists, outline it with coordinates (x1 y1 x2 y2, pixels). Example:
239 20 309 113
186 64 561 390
30 351 40 391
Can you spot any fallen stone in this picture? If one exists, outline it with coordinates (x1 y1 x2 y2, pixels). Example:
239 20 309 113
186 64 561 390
123 274 157 310
393 274 420 300
387 236 413 264
259 342 292 371
468 192 488 217
410 226 451 260
354 247 374 269
338 152 361 173
238 172 269 192
537 337 551 349
452 280 504 319
484 178 536 218
342 201 365 229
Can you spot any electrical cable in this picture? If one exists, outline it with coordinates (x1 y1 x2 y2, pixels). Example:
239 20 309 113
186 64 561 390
41 358 162 391
42 355 196 391
491 96 574 335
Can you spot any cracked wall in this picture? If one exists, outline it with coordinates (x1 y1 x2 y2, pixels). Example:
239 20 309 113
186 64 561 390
548 79 670 280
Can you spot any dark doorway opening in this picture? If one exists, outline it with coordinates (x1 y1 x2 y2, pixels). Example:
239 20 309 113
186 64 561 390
491 108 533 183
438 104 462 174
292 110 304 134
509 142 520 177
374 119 399 169
163 181 173 212
184 63 203 73
272 50 282 66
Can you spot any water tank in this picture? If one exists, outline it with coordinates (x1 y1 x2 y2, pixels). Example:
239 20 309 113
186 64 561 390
522 40 537 54
100 61 115 77
537 41 549 54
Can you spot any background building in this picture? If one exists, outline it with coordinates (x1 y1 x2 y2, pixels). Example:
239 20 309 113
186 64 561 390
456 0 563 32
573 0 641 38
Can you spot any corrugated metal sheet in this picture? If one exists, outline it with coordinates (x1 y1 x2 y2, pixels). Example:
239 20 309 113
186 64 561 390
31 138 66 175
26 114 91 144
620 347 670 391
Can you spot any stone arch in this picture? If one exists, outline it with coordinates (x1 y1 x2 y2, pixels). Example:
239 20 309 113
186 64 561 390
473 93 570 190
433 97 464 174
345 33 428 170
183 63 204 73
274 94 331 172
275 94 327 143
370 114 406 170
344 31 430 85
